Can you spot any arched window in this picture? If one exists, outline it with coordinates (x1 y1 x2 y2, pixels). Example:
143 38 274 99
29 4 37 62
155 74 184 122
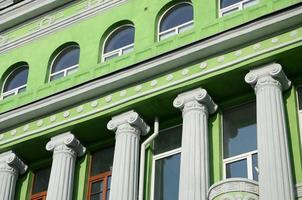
1 65 29 99
219 0 258 16
158 2 194 41
102 25 135 61
49 45 80 81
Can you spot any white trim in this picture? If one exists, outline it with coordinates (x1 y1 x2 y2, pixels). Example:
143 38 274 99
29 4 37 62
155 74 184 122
1 84 27 100
158 2 193 41
102 24 135 62
150 147 181 200
223 150 258 180
49 45 79 82
295 87 302 152
1 65 28 99
219 0 259 17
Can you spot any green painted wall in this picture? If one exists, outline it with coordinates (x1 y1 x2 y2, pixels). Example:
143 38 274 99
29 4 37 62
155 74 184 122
0 0 300 113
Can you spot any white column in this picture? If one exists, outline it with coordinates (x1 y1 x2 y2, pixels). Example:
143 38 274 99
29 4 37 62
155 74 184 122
46 132 86 200
0 151 27 200
107 110 150 200
173 88 217 200
245 63 294 200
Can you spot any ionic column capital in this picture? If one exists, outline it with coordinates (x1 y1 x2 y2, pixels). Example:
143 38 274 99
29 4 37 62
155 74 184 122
107 110 150 136
245 63 291 91
173 88 217 114
0 151 27 175
46 132 86 157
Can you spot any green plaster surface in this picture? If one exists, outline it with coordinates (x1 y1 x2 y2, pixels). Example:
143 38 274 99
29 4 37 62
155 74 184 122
0 26 302 148
0 0 300 113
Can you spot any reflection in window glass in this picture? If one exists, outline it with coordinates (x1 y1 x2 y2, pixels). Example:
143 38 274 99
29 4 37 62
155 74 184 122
223 102 257 158
104 26 135 54
91 146 114 176
32 167 51 195
160 3 193 32
3 66 29 93
252 154 258 181
154 125 182 155
154 153 180 200
51 45 80 73
220 0 242 8
226 159 248 179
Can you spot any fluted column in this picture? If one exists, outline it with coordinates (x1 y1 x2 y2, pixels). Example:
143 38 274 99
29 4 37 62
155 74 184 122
46 132 86 200
245 63 294 200
107 110 150 200
0 151 27 200
173 88 217 200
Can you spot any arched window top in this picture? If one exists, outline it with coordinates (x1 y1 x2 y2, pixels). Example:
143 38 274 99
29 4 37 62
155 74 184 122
159 2 194 41
103 25 135 61
2 65 29 99
50 44 80 81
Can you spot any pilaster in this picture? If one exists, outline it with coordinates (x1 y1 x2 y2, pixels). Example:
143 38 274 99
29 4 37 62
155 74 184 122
0 151 27 200
107 110 150 200
46 132 86 200
245 63 294 200
174 88 217 200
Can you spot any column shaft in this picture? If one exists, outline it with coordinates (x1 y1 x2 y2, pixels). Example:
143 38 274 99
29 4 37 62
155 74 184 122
107 110 149 200
0 151 27 200
174 88 217 200
46 132 86 200
245 63 294 200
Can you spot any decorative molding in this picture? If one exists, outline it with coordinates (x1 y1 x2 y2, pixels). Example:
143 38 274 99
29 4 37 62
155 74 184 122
245 63 291 91
0 150 27 175
0 0 127 53
46 132 86 157
296 183 302 198
208 178 259 200
0 24 302 146
107 110 150 136
173 87 217 114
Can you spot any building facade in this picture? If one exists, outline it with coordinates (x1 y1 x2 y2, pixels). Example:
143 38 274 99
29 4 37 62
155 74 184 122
0 0 302 200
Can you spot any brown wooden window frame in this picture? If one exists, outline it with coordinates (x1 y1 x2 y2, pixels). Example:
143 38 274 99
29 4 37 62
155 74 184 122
87 171 112 200
30 191 47 200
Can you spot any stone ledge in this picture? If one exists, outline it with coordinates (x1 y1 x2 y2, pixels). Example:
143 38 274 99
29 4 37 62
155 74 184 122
208 178 259 200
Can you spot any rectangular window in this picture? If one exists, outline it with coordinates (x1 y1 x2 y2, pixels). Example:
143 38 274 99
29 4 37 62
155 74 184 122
296 87 302 149
88 146 114 200
151 125 182 200
30 167 51 200
219 0 259 16
223 102 258 181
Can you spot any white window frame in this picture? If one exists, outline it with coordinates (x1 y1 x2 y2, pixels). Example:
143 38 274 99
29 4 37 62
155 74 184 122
1 84 27 99
150 147 181 200
223 150 258 180
296 87 302 150
49 64 78 81
102 24 135 62
1 65 28 100
219 0 259 17
49 45 80 82
158 2 194 41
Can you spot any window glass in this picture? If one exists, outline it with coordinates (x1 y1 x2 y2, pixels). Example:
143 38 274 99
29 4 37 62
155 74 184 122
104 26 134 53
154 153 180 200
223 102 257 158
32 167 51 195
91 146 114 176
3 66 28 92
154 125 182 155
220 0 242 8
51 45 80 73
160 3 193 32
226 159 248 179
297 87 302 110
